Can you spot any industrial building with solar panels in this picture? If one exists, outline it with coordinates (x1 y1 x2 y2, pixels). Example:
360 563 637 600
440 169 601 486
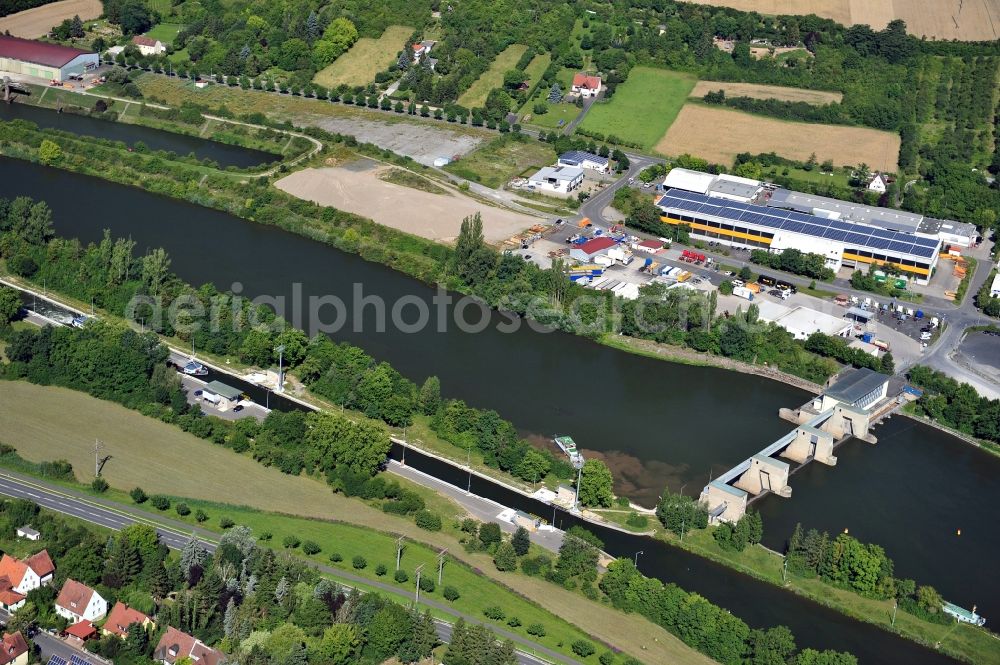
655 168 978 285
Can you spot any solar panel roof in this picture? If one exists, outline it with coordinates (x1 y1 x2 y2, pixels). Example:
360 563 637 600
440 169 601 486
656 190 939 259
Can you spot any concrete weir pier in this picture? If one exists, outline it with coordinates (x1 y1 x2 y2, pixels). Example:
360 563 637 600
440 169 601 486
702 368 893 523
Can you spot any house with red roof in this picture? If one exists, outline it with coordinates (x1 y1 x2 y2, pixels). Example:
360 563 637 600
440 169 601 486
0 35 98 82
0 632 28 665
411 40 435 62
102 601 156 638
131 35 166 56
55 579 107 623
0 550 55 610
571 73 602 98
154 626 223 665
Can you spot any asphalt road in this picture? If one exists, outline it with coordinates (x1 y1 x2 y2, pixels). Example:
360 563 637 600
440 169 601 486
0 470 575 665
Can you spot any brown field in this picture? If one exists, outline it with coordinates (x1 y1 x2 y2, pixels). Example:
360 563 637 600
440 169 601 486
690 81 842 105
276 163 536 244
657 105 900 171
0 0 102 38
688 0 1000 41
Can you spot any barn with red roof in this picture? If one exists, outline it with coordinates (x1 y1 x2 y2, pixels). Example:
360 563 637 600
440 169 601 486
0 35 98 82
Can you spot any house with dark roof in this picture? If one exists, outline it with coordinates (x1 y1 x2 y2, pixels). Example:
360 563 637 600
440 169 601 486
102 601 155 638
0 35 98 82
55 579 107 623
820 367 890 412
154 626 223 665
0 632 28 665
558 150 610 173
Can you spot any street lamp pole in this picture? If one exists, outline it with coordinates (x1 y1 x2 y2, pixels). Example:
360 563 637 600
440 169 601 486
466 446 472 494
633 550 644 566
401 427 407 466
414 564 425 606
891 600 897 627
274 344 285 393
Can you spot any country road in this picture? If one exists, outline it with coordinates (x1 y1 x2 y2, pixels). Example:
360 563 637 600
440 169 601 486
0 469 576 665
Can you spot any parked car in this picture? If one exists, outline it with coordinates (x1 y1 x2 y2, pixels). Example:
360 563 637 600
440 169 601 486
233 404 244 412
193 389 203 397
920 332 932 340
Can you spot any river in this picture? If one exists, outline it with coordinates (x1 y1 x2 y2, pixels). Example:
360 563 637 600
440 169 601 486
0 102 278 169
4 155 997 663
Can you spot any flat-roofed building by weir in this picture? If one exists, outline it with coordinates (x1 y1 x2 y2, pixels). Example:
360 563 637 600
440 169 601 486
655 188 941 284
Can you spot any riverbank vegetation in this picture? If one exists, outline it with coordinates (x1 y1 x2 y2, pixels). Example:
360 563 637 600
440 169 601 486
906 366 1000 452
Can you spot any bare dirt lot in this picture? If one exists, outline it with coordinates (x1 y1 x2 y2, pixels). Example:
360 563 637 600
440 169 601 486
0 0 102 38
302 113 488 166
275 163 537 244
690 81 842 105
688 0 1000 41
657 105 900 171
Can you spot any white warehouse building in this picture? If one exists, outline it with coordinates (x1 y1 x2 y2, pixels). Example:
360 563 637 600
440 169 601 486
656 188 941 284
528 165 584 194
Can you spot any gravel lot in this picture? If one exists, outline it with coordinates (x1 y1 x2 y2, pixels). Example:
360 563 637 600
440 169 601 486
301 114 488 166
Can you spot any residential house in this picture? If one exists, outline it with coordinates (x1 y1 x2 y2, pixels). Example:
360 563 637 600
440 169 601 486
0 550 55 594
411 40 435 62
571 73 602 98
154 626 224 665
527 165 584 194
55 579 107 623
14 526 39 541
557 150 609 173
131 35 166 56
0 632 28 665
102 601 155 639
867 173 888 193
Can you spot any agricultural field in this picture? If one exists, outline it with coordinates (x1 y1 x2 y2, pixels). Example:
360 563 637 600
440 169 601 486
521 102 579 130
521 53 551 90
690 80 842 105
144 22 185 45
457 44 528 109
0 0 101 37
687 0 1000 41
657 104 901 171
578 67 696 149
313 24 413 89
443 134 555 189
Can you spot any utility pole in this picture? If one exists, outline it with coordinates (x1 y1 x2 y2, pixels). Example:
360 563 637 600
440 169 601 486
437 548 448 585
414 564 425 606
395 536 405 571
274 344 285 393
94 439 103 477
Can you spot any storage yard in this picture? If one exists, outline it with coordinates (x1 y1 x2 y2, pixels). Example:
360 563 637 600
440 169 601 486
656 105 901 171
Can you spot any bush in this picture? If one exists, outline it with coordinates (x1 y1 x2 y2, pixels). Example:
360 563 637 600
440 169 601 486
414 509 442 531
394 569 408 583
150 495 170 510
129 487 148 504
600 652 616 665
572 640 596 658
175 502 190 516
483 606 505 620
625 512 648 528
329 552 343 563
443 585 460 601
352 555 367 569
507 616 521 627
283 535 301 549
195 509 208 523
375 564 387 576
219 517 234 529
90 477 109 493
418 576 435 592
302 540 321 555
527 623 546 637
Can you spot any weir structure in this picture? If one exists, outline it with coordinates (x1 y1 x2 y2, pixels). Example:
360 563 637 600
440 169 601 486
701 368 891 523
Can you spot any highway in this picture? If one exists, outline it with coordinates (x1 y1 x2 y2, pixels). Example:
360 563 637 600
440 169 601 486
0 469 575 665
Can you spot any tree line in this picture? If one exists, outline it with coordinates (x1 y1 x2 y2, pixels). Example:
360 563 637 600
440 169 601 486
907 365 1000 446
750 248 835 281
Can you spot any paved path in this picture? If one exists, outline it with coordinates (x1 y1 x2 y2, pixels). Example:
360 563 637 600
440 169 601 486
0 469 574 665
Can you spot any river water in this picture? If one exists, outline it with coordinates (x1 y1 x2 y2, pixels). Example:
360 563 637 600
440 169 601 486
0 102 278 169
4 150 997 662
